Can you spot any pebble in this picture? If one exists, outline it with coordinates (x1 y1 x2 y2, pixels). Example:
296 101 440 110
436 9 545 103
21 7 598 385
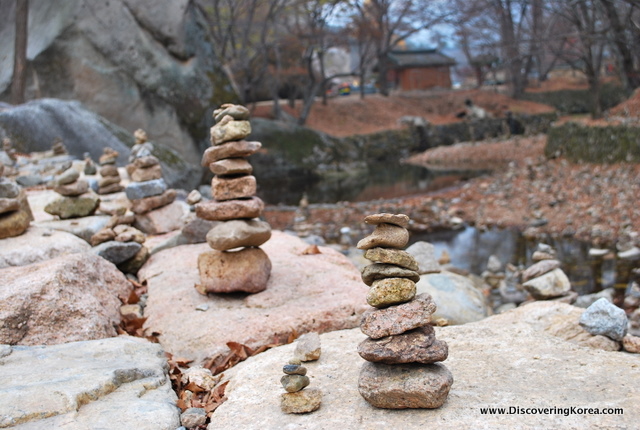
367 277 416 308
280 388 322 414
283 364 307 375
356 223 409 250
180 407 207 428
364 247 419 271
579 297 628 341
214 103 250 122
280 374 310 393
91 240 142 265
210 116 251 145
54 179 89 197
622 334 640 353
186 189 202 205
0 197 20 214
54 168 80 185
361 263 420 286
294 332 321 362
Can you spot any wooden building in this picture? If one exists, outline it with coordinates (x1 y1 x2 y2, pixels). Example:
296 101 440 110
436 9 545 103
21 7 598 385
387 49 456 91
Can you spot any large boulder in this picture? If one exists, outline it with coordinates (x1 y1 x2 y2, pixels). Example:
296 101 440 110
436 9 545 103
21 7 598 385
139 230 369 366
0 0 236 169
0 226 90 268
208 302 639 429
416 270 489 324
0 336 180 429
0 99 199 190
0 253 131 345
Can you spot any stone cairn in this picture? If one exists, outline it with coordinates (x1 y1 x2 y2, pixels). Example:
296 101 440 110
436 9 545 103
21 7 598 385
44 164 100 219
280 358 322 414
125 129 176 216
356 213 453 409
521 243 574 302
97 147 124 194
83 152 97 175
195 104 272 294
0 162 34 239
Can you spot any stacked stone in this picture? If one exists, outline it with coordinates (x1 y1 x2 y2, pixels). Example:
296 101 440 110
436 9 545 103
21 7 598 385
90 210 149 273
356 213 453 409
0 163 34 239
83 152 97 175
125 130 176 215
280 359 322 414
97 147 124 194
195 104 272 294
522 243 573 301
44 165 100 219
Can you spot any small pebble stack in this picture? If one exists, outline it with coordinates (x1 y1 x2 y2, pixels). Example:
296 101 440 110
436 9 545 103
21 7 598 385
280 359 322 414
0 163 33 239
83 152 97 175
356 213 453 409
125 129 176 215
195 103 272 294
97 147 124 194
90 209 148 273
44 165 100 219
522 243 573 301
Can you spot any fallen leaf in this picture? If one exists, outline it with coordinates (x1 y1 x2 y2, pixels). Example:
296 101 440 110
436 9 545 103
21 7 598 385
302 244 321 255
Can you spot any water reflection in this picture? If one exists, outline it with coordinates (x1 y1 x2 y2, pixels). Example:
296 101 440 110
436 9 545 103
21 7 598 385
412 225 632 295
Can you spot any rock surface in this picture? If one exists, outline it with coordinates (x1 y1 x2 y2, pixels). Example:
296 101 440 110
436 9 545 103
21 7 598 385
416 271 488 324
139 230 369 366
0 226 90 268
0 336 180 429
0 253 131 345
208 302 640 429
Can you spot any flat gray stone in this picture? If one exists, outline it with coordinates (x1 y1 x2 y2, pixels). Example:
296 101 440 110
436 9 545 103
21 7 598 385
406 241 441 274
92 240 142 264
579 298 628 341
358 327 447 364
0 337 180 429
34 215 111 242
205 219 271 251
361 263 420 286
125 178 167 200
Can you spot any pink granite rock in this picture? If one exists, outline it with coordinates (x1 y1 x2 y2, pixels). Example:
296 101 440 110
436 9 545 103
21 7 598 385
360 293 436 339
209 158 253 176
139 230 369 366
211 175 257 201
0 253 131 345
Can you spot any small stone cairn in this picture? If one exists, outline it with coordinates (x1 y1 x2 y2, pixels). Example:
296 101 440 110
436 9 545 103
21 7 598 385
97 147 124 194
522 243 574 301
83 152 97 175
0 163 34 239
195 104 272 294
280 358 322 414
124 129 176 215
44 165 100 219
356 213 453 409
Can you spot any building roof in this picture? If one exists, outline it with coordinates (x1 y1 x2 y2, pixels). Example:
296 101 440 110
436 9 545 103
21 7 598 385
388 49 456 68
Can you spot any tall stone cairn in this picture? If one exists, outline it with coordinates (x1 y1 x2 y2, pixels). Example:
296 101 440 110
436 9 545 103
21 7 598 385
124 129 176 215
97 147 124 194
195 104 272 294
0 163 34 239
356 213 453 409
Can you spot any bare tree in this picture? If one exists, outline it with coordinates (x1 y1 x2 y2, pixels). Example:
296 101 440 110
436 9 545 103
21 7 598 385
11 0 29 105
599 0 640 92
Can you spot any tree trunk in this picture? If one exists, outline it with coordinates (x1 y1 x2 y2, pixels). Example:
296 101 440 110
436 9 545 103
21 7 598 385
589 77 603 119
11 0 29 105
376 53 390 96
599 0 640 92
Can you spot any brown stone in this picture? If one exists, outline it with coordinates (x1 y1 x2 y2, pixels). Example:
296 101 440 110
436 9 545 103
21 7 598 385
622 334 640 353
0 206 31 239
117 245 150 274
0 197 20 215
364 247 419 271
114 225 146 243
360 293 436 339
91 228 116 246
280 389 322 414
98 183 124 194
54 179 89 197
358 362 453 409
358 330 447 364
130 189 177 214
210 115 251 145
209 158 253 176
364 213 410 228
201 141 261 166
205 219 271 251
131 164 163 182
367 278 416 308
357 223 409 250
197 247 271 294
98 175 121 188
361 263 420 286
213 104 250 123
99 164 119 177
211 175 257 201
195 197 264 221
133 155 160 168
522 259 562 282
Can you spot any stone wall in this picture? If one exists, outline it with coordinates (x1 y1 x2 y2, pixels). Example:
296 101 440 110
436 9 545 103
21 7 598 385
521 84 627 114
546 122 640 162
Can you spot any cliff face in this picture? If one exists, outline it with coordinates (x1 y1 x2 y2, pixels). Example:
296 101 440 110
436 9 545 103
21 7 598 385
0 0 236 165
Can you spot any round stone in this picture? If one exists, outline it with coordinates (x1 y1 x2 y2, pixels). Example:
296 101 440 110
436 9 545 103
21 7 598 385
358 362 453 409
357 223 409 250
98 164 118 177
366 278 416 308
55 168 80 185
280 374 310 393
283 364 307 375
364 248 419 271
206 219 271 251
197 247 271 294
361 263 420 286
364 213 410 228
54 179 89 197
280 388 322 414
358 329 448 364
